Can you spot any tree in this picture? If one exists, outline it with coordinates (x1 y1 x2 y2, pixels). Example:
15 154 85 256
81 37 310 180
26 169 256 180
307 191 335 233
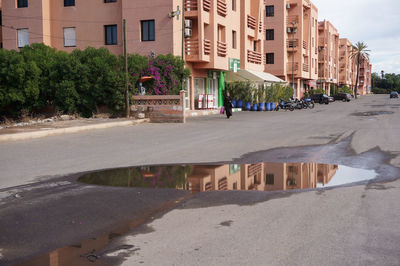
350 41 370 99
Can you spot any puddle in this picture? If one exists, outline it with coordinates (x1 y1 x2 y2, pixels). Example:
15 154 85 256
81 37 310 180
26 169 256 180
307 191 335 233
17 162 378 266
351 111 394 116
78 162 377 192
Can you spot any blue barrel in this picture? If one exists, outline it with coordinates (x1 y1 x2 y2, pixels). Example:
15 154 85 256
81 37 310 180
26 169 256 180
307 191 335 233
252 103 258 111
266 102 272 111
270 102 275 111
245 102 251 111
258 102 265 111
237 100 243 108
232 99 237 108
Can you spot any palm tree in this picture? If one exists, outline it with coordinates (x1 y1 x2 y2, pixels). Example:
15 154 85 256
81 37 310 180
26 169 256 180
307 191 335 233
350 42 370 99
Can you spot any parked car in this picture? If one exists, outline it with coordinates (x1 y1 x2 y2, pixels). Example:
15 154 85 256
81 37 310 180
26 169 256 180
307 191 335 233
310 94 329 104
390 91 399 98
334 93 352 102
328 96 335 102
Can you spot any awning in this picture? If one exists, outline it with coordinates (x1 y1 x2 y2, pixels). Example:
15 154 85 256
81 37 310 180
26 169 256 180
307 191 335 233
226 69 286 83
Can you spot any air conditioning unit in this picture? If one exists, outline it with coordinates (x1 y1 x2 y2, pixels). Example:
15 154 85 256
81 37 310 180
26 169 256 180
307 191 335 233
286 3 291 9
287 27 292 33
184 19 192 29
184 28 192 38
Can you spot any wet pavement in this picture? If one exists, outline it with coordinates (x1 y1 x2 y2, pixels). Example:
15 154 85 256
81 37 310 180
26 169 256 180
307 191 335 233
2 136 399 265
1 95 400 265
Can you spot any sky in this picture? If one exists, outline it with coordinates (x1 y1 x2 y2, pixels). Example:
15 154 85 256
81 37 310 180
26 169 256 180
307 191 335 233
313 0 400 74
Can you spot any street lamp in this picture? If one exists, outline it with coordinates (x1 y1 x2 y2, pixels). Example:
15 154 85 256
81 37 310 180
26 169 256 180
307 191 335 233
291 22 297 98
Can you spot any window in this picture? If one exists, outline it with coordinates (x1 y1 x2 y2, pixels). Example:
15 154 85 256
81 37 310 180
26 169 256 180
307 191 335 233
253 41 257 52
18 29 29 48
104 25 117 45
266 53 274 64
232 30 237 49
232 0 236 11
266 29 274 40
104 0 117 2
64 0 75 6
265 174 274 185
17 0 28 8
266 5 274 17
141 20 155 41
64 27 76 47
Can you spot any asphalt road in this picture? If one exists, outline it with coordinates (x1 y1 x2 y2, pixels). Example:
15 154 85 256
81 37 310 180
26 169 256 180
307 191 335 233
0 94 399 190
0 94 399 265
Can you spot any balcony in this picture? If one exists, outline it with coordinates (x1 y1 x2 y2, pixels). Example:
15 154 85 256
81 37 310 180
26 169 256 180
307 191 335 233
185 39 200 60
203 0 211 12
303 63 309 72
286 15 299 25
247 15 256 30
217 41 227 57
217 0 227 17
247 50 262 65
184 0 198 11
303 40 307 50
287 62 299 74
185 39 211 61
203 39 211 55
287 39 299 50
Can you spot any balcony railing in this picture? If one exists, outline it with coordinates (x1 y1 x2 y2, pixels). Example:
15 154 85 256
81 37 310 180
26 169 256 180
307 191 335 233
217 41 227 57
259 20 263 33
247 50 262 65
303 40 307 50
287 62 299 73
303 63 309 72
247 15 256 29
204 39 211 55
287 39 299 49
217 0 227 17
184 0 198 11
203 0 211 12
185 39 199 57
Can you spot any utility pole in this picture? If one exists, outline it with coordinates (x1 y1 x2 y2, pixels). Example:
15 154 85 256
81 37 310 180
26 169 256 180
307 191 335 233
123 19 129 118
291 22 296 98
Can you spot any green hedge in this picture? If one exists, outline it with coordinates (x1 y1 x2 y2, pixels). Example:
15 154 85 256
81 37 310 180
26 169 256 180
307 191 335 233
0 44 190 119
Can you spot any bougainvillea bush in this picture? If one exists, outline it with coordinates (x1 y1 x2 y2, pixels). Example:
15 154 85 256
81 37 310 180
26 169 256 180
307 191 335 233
141 54 191 95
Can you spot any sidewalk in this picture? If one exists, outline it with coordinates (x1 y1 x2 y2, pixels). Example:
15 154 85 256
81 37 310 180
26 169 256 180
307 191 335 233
0 118 150 142
0 108 243 142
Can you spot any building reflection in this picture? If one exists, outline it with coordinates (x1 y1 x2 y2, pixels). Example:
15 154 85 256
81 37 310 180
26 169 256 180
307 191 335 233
187 163 338 193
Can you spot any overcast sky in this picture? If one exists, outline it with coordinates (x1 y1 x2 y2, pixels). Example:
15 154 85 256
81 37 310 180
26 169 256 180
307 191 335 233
313 0 400 74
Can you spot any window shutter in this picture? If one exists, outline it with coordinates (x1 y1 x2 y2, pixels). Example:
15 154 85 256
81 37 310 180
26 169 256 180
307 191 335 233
64 28 76 47
18 29 29 48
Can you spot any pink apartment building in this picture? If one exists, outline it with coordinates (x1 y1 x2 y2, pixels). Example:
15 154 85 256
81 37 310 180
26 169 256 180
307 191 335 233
0 0 266 110
263 0 318 98
356 58 372 95
338 38 354 88
318 20 339 95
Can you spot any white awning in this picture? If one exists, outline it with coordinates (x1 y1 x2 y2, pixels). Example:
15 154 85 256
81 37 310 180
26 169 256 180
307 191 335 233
226 69 286 83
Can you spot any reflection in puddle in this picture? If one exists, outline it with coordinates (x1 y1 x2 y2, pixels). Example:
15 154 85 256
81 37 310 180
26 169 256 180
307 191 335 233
79 162 377 192
18 162 377 266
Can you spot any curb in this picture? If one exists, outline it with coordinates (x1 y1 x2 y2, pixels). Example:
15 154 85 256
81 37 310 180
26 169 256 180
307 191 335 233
0 119 150 142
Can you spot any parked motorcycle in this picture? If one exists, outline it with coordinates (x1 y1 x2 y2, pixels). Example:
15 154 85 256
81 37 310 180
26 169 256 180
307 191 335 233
302 98 315 109
275 99 294 111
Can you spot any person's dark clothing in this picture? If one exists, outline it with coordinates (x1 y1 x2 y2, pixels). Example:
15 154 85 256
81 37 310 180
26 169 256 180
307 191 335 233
224 95 233 119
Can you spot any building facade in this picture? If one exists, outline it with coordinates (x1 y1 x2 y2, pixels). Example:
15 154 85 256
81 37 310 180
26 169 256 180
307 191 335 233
0 0 266 110
318 20 339 95
263 0 318 98
338 38 354 88
356 57 372 95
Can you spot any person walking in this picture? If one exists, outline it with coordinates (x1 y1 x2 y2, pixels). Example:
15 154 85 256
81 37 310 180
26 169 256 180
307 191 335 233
224 92 233 119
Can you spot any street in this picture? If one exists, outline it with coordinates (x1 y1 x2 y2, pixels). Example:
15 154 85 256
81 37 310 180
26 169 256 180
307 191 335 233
0 94 399 265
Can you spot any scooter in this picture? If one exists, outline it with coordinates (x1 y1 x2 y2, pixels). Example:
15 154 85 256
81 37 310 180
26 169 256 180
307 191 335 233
275 99 294 111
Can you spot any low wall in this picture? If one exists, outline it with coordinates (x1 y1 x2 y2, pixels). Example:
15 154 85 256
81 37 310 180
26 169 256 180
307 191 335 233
131 91 186 123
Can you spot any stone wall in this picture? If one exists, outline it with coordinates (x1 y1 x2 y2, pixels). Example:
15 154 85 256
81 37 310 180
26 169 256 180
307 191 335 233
131 91 186 123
